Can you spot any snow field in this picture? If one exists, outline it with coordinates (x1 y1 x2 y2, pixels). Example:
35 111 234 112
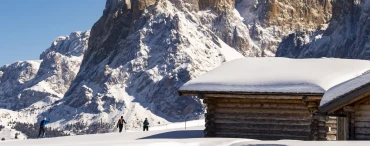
2 125 370 146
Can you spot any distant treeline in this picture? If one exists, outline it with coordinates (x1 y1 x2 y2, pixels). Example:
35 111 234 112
12 121 115 139
13 122 69 139
65 121 115 135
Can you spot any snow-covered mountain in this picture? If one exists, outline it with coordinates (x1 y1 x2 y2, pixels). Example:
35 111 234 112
0 0 341 138
276 0 370 59
61 0 332 123
0 31 89 110
0 31 90 139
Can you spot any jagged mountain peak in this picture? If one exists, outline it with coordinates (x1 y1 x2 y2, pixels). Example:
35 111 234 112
0 30 89 110
40 31 90 59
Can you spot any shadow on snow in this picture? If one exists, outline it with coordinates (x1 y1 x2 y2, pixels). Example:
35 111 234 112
138 130 203 139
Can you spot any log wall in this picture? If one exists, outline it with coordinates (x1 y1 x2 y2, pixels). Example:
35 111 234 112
203 94 336 140
337 117 348 140
354 100 370 140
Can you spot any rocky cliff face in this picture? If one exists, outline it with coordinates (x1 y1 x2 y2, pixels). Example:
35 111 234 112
0 61 42 109
63 0 243 123
276 0 370 59
236 0 332 56
55 0 333 126
0 31 89 110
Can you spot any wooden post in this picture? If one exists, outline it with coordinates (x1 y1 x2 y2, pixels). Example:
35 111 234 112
349 112 355 140
185 117 187 130
311 114 319 140
100 118 102 133
204 95 216 137
343 106 356 140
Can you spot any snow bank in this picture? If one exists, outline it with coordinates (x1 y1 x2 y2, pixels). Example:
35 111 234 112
2 126 370 146
180 58 370 94
320 72 370 106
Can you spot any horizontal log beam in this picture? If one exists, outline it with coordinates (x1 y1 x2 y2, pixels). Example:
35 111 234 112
214 103 308 110
213 113 312 121
302 96 323 102
214 132 309 140
307 102 319 108
213 98 304 104
214 108 310 115
355 134 370 140
324 123 337 128
354 97 370 107
206 94 304 99
355 116 370 121
214 129 311 137
355 127 370 135
355 121 370 127
344 106 356 113
355 111 370 116
214 119 312 126
215 123 311 132
357 104 370 111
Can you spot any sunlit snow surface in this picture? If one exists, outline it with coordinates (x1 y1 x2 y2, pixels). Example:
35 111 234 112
321 72 370 106
1 126 369 146
180 58 370 94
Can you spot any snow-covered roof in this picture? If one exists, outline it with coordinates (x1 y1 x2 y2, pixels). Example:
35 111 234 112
179 57 370 95
320 73 370 112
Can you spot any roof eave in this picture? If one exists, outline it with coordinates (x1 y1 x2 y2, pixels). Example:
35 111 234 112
178 90 324 97
320 83 370 113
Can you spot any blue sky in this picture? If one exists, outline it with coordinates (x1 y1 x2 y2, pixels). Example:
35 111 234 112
0 0 105 66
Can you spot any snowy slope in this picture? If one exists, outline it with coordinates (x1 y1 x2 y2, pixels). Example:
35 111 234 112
0 109 29 140
2 127 370 146
0 31 90 139
180 58 370 94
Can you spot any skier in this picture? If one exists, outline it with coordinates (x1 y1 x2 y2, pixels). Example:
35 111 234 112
143 118 149 131
37 118 50 138
117 116 126 133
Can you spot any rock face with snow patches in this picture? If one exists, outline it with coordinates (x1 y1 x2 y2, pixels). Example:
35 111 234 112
62 0 333 121
276 0 370 59
63 0 242 122
0 31 89 110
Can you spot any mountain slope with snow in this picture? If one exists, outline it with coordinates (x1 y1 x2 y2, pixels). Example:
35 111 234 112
62 0 333 125
0 0 354 139
0 31 89 110
276 0 370 59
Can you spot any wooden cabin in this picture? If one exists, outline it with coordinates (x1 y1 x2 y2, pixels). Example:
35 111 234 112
178 58 370 140
320 73 370 140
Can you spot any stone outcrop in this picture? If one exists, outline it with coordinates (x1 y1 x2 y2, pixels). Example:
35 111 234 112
276 0 370 59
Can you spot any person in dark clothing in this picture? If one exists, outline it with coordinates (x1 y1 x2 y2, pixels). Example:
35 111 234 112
143 118 149 131
37 118 50 138
117 116 127 133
